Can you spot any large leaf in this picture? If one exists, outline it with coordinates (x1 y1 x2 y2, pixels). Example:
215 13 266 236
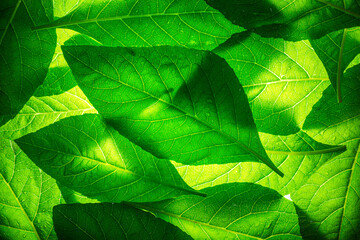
34 0 241 50
175 131 345 196
0 86 96 140
16 114 204 203
53 203 192 240
214 32 330 135
293 64 360 239
128 183 302 239
0 138 64 240
310 26 360 102
0 0 56 126
205 0 360 40
62 45 282 175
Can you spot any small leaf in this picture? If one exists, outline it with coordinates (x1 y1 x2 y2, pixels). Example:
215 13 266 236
310 26 360 102
214 32 330 135
0 86 96 140
129 183 302 239
53 203 192 240
16 114 204 203
294 64 360 239
34 0 241 50
205 0 360 40
0 138 64 240
0 0 56 126
62 45 282 176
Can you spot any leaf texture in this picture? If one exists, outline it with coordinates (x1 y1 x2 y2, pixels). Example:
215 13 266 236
294 64 360 239
0 86 96 140
34 0 241 50
53 203 192 240
62 45 282 175
0 138 64 240
311 26 360 102
0 0 56 126
16 114 204 203
214 32 330 135
129 183 302 239
205 0 360 40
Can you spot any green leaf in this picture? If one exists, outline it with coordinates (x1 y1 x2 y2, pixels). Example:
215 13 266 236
0 138 64 240
128 183 302 239
205 0 360 40
16 114 204 203
34 29 101 97
214 32 330 135
310 26 360 102
53 203 192 240
53 0 84 19
293 64 360 239
175 131 345 195
0 0 56 126
34 0 241 50
0 86 96 140
62 45 282 176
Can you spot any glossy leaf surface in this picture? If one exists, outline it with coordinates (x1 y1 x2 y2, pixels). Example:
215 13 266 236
62 45 281 175
16 114 203 203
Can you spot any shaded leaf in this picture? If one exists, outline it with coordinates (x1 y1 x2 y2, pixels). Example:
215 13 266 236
129 183 302 239
205 0 360 40
0 138 64 240
293 64 360 239
0 86 96 140
16 114 204 203
53 203 192 240
0 0 56 126
311 26 360 102
34 0 241 50
214 32 330 135
62 45 282 175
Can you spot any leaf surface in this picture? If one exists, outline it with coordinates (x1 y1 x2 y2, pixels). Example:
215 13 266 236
62 45 281 175
16 114 204 203
0 0 56 126
53 203 192 240
35 0 241 50
129 183 302 239
205 0 360 40
0 86 96 140
214 32 330 135
310 26 360 102
0 138 64 240
293 64 360 239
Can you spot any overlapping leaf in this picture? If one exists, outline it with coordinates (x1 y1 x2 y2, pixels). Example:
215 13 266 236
0 0 56 126
129 183 302 239
293 64 360 239
175 131 345 196
205 0 360 40
34 0 241 50
311 26 360 102
0 86 96 140
16 114 204 203
214 32 330 135
53 203 192 240
0 138 64 240
62 45 282 175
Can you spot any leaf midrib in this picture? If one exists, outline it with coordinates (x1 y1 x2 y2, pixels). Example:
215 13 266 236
266 145 346 155
0 0 22 45
63 48 282 176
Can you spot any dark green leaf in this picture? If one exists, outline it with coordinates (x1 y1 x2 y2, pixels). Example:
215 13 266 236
205 0 360 40
62 45 282 176
129 183 302 239
0 138 64 240
16 114 204 203
34 0 241 50
311 26 360 102
53 203 192 240
214 32 330 135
